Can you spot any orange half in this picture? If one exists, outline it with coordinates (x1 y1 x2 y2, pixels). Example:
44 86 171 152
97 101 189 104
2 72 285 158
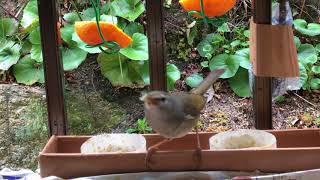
179 0 236 18
75 21 133 48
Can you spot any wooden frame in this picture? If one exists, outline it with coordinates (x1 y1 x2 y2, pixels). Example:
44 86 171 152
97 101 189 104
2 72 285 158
38 0 278 135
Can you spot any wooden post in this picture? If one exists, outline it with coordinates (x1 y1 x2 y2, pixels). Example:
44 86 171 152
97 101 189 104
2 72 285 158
146 0 167 91
38 0 67 135
252 0 273 129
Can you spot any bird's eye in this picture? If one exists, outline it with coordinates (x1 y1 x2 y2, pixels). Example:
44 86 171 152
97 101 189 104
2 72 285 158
159 97 166 102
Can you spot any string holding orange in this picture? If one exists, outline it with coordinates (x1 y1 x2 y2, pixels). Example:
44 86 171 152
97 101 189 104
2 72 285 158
75 21 133 49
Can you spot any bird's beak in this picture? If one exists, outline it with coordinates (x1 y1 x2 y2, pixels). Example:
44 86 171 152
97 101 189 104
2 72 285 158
139 94 148 102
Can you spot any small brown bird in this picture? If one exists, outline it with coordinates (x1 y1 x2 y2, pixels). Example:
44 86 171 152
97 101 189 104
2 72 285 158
140 69 225 169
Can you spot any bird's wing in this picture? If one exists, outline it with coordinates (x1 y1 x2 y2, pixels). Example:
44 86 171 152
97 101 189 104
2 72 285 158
174 93 206 120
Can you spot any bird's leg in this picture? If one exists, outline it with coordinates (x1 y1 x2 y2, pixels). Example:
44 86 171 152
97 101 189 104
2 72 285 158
145 138 172 169
193 124 202 169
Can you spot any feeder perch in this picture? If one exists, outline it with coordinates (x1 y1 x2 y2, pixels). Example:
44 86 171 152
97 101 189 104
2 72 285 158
249 18 299 77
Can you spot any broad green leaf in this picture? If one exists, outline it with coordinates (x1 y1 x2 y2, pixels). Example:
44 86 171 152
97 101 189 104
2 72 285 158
294 36 301 49
29 27 41 44
310 78 320 90
197 33 224 58
31 44 43 62
13 55 44 85
21 40 32 55
185 73 203 88
72 32 101 54
187 25 197 46
91 15 118 24
63 12 80 24
120 33 148 60
316 44 320 53
61 24 74 44
235 48 250 69
137 61 150 84
299 63 308 88
217 23 230 33
0 41 21 70
228 68 251 97
298 44 318 65
230 40 241 48
111 0 145 22
293 19 320 37
167 63 180 90
97 53 145 87
21 0 39 28
62 47 87 71
124 22 144 37
244 30 250 38
312 66 320 74
0 18 18 38
200 61 209 68
209 54 240 78
82 8 96 20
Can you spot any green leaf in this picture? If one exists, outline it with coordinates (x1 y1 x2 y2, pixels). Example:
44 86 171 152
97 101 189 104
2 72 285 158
209 54 240 78
230 40 241 48
13 55 44 85
120 33 148 60
137 61 150 84
21 0 39 28
293 19 320 37
299 63 308 88
0 18 18 38
316 44 320 53
111 0 145 22
0 41 21 70
166 63 180 90
228 67 251 97
217 23 230 33
310 78 320 90
72 32 101 54
91 15 118 24
97 53 145 87
63 12 80 24
124 22 144 37
29 27 41 44
197 33 225 58
62 47 87 71
187 26 198 46
82 8 96 20
244 30 250 38
235 48 250 69
126 128 138 134
185 73 203 88
312 66 320 74
31 44 43 62
61 24 74 44
200 61 209 68
298 44 318 65
21 40 32 55
294 36 301 49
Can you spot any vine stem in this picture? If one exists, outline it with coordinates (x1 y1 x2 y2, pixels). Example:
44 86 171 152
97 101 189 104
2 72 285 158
118 52 123 79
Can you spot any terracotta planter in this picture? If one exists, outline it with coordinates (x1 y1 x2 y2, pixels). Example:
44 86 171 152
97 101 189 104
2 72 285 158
39 129 320 179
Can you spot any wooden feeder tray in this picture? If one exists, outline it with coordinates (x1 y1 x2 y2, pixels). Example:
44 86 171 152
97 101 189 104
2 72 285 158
39 129 320 179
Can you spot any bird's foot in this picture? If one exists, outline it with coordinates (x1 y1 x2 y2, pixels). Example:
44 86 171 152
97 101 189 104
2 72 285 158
145 147 157 170
193 147 202 169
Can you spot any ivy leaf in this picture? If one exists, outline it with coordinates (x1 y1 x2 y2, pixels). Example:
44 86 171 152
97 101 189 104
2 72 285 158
228 68 251 97
200 61 209 68
124 22 144 37
97 53 145 87
29 27 41 44
209 54 240 78
293 19 320 37
120 33 148 60
13 55 44 85
167 63 180 90
61 24 74 44
235 48 250 69
185 73 203 88
62 47 87 71
244 30 250 38
187 25 198 46
111 0 145 22
312 66 320 74
0 41 21 70
298 44 318 65
217 23 230 33
197 33 225 58
31 44 43 62
310 78 320 90
294 36 301 49
72 32 101 54
21 0 39 28
0 18 18 38
63 12 80 24
299 63 308 88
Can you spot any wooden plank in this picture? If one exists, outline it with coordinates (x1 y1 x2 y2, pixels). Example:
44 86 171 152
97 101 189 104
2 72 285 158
38 0 67 135
252 0 273 129
146 0 167 91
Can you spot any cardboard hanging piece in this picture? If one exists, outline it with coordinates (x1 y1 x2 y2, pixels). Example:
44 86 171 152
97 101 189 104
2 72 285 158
249 18 299 77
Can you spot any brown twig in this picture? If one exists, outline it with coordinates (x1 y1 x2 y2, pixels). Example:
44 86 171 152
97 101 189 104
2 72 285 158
0 3 19 21
293 92 318 108
299 0 306 18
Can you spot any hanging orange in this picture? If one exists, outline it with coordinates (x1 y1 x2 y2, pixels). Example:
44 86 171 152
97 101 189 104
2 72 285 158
179 0 236 18
75 21 132 48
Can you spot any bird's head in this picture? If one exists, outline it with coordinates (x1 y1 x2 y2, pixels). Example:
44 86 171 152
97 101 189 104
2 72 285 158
140 91 170 109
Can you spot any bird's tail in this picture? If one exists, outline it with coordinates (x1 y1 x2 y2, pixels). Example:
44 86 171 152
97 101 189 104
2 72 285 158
190 69 225 95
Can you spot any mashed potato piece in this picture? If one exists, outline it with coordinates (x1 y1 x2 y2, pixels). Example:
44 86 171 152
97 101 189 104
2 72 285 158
81 134 146 153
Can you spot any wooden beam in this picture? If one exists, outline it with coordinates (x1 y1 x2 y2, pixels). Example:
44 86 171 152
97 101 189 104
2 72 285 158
38 0 67 135
146 0 167 91
252 0 273 129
